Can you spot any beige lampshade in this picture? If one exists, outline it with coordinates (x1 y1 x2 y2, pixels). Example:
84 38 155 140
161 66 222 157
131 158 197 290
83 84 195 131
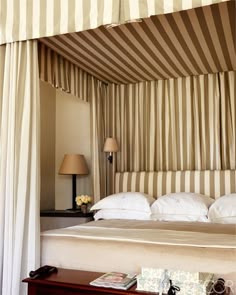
59 154 89 175
103 137 119 152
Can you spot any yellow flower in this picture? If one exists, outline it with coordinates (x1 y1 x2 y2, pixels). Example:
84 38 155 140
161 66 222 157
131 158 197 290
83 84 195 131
81 195 87 203
75 195 92 206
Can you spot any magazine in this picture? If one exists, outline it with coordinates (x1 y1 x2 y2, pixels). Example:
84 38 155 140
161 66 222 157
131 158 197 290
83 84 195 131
90 272 137 290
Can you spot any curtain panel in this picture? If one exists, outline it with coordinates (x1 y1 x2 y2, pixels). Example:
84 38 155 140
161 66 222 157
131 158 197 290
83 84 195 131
90 79 107 201
106 71 236 173
0 40 40 295
0 0 227 45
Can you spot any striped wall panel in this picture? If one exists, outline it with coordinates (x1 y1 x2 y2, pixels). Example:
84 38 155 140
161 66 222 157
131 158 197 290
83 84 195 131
115 170 236 199
39 1 235 84
0 0 227 45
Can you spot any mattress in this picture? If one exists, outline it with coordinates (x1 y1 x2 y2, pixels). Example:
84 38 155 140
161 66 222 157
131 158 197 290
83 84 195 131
41 220 236 282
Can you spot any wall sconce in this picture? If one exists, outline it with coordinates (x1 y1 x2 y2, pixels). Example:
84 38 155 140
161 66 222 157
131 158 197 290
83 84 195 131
103 137 119 164
59 154 89 210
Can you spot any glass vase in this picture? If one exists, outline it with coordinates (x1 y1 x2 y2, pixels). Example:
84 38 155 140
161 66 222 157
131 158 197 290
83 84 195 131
81 204 87 214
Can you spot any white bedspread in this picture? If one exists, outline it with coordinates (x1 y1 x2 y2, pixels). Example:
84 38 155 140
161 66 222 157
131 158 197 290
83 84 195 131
41 219 236 249
41 220 236 285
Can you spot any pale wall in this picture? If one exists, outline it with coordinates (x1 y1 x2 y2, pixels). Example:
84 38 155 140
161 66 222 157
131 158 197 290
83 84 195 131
40 81 56 210
55 89 91 209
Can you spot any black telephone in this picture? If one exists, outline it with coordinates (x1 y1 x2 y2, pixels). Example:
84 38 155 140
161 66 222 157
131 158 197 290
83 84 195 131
29 265 57 279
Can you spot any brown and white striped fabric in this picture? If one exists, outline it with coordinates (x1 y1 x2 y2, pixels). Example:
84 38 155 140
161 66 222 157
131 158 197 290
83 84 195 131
38 44 236 198
39 1 235 84
115 170 236 199
0 0 120 45
38 43 108 102
0 0 227 45
119 0 229 23
106 71 236 173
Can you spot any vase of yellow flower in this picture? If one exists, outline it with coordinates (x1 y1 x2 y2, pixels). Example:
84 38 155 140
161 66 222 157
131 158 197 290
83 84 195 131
75 195 92 214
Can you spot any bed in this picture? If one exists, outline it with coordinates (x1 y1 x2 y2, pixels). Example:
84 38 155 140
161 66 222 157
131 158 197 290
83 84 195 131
41 170 236 286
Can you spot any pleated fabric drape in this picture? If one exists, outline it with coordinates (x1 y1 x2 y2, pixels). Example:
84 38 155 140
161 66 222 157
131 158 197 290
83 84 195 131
90 79 107 201
39 0 235 85
0 0 225 45
0 0 120 45
106 71 236 173
0 40 40 295
39 43 91 102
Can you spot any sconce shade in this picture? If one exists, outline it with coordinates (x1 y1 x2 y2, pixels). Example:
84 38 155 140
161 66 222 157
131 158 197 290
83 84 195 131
103 137 119 152
59 154 89 175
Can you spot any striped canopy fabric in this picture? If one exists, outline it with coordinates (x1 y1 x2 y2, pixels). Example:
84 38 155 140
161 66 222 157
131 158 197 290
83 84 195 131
39 1 235 84
0 0 119 45
105 71 236 173
115 170 236 199
0 0 227 45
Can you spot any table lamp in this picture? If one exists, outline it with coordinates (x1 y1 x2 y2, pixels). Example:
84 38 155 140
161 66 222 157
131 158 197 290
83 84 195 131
59 154 89 210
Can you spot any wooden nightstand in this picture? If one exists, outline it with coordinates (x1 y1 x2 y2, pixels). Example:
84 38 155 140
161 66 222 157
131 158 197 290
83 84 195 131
40 210 94 231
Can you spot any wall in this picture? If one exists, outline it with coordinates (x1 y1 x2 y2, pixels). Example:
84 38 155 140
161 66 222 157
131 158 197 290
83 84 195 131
40 81 56 210
55 89 91 209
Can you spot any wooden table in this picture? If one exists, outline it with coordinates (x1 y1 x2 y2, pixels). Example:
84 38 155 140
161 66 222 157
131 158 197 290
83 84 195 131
40 210 94 231
23 268 161 295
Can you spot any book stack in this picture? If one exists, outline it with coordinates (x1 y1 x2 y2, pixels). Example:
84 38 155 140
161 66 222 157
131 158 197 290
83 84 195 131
90 271 137 290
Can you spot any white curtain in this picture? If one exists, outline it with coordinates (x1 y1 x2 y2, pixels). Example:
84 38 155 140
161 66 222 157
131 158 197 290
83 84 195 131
0 40 40 295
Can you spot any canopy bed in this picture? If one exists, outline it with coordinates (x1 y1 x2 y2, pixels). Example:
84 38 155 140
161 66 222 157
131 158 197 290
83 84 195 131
0 1 235 295
41 170 236 284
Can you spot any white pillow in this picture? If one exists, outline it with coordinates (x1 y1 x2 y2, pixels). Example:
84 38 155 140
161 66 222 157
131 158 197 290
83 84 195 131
90 192 155 213
151 192 213 222
151 213 209 222
94 209 151 221
208 193 236 224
